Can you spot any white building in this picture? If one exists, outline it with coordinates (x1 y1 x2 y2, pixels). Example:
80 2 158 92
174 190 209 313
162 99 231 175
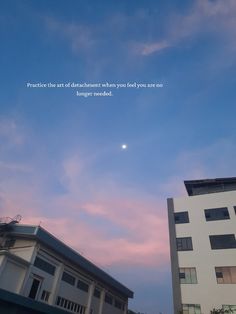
0 220 133 314
167 177 236 314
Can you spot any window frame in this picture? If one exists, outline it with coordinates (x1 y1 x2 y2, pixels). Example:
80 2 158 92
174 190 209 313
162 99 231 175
204 207 230 221
176 237 193 251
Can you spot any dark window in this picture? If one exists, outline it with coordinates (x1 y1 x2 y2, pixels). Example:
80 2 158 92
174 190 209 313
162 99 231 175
216 271 223 278
176 237 193 251
77 280 89 292
62 272 75 286
210 234 236 249
179 272 185 279
115 300 122 309
205 207 230 221
28 278 40 299
94 288 101 298
34 257 55 275
105 293 113 305
56 296 61 306
174 212 189 224
41 290 50 302
234 206 236 214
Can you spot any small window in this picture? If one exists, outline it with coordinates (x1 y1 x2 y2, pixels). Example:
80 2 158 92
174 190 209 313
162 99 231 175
77 280 89 292
179 268 197 284
182 304 201 314
174 212 189 224
115 299 122 309
41 290 50 302
176 237 193 251
105 293 113 305
62 272 75 286
34 256 55 275
210 234 236 250
205 207 230 221
56 296 61 306
94 288 101 298
215 267 236 283
28 278 41 300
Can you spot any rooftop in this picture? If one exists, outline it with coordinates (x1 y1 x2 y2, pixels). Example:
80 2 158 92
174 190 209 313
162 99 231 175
184 177 236 196
0 223 133 299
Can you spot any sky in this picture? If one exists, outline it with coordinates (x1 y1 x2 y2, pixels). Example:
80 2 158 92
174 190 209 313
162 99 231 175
1 0 236 313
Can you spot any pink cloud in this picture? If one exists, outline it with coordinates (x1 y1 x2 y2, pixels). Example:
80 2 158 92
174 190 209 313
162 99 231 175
0 150 174 268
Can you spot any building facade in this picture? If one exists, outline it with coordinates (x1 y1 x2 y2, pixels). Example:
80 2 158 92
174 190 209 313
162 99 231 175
0 221 133 314
168 177 236 314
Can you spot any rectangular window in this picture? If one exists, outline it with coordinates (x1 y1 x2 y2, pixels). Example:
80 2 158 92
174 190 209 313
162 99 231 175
94 288 101 298
77 280 89 292
182 304 201 314
62 271 75 286
205 207 230 221
176 237 193 251
210 234 236 249
179 268 197 284
28 278 41 300
115 299 122 309
41 290 50 302
34 256 55 275
105 293 113 305
215 267 236 283
174 212 189 224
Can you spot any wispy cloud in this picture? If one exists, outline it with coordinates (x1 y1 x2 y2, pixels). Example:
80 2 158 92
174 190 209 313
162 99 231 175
137 0 236 55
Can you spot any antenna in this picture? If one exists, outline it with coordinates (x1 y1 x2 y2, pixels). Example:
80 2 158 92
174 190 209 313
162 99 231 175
0 215 22 231
12 215 22 224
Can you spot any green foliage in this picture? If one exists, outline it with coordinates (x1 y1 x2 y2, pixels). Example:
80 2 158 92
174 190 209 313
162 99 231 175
210 308 233 314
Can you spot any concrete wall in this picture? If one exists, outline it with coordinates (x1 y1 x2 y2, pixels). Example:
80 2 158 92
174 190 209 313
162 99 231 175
0 259 27 293
169 190 236 314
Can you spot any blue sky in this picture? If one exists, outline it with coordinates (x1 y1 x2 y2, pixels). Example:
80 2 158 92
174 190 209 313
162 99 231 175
1 1 236 313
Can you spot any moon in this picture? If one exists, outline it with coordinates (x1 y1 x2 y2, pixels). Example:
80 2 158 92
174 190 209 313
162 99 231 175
121 144 128 150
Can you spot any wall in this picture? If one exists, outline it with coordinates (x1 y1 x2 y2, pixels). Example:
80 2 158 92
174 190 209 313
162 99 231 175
172 190 236 314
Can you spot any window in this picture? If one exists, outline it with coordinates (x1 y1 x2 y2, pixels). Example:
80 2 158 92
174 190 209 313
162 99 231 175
223 305 236 314
41 290 50 302
62 271 75 286
179 268 197 284
176 237 193 251
215 267 236 283
77 279 89 292
174 212 189 224
105 293 113 305
34 256 56 275
182 304 201 314
209 234 236 249
28 278 41 299
205 207 230 221
94 288 101 298
115 299 122 309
